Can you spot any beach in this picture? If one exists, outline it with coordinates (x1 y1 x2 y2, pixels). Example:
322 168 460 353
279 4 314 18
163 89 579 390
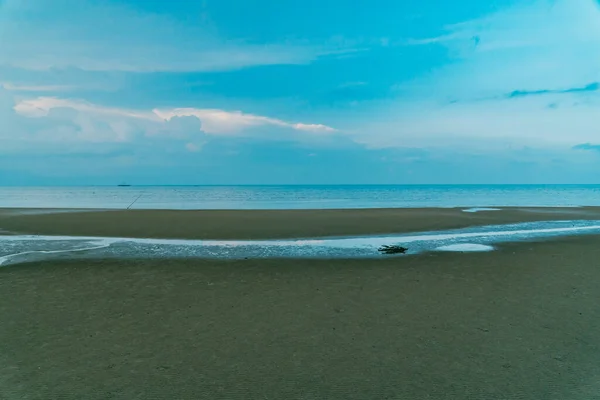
2 208 600 399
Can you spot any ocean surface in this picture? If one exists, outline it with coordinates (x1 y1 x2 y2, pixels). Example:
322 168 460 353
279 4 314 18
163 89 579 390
1 185 600 210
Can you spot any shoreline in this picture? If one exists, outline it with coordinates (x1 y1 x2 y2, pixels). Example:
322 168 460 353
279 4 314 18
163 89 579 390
3 207 600 267
3 232 600 266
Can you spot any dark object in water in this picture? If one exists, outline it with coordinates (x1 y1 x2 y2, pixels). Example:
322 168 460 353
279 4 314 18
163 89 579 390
117 183 131 187
378 245 408 255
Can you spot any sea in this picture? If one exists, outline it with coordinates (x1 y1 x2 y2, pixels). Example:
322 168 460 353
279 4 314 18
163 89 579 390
1 184 600 210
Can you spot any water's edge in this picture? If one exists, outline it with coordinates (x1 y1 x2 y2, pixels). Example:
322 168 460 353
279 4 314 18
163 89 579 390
2 220 599 267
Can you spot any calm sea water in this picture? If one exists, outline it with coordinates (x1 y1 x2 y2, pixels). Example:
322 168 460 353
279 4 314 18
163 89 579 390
3 220 600 266
1 185 599 209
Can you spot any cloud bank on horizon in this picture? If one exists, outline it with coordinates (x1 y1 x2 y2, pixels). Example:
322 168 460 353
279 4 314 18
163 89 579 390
1 0 600 184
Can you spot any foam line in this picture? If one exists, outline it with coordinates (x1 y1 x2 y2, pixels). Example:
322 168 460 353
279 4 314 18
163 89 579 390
1 221 600 265
2 223 600 248
0 242 112 266
435 244 494 252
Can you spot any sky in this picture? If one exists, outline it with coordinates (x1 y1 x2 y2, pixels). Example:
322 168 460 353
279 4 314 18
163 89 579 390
1 0 600 185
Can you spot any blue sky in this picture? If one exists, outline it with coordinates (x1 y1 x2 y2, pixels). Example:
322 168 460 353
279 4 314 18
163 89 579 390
1 0 600 184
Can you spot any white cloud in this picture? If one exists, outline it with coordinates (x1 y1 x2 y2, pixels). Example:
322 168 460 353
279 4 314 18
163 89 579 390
12 97 336 143
0 91 165 150
14 97 157 121
0 0 359 72
153 108 281 134
148 107 335 135
290 123 336 133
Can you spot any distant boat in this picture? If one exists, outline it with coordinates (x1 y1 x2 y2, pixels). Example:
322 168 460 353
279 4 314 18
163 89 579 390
117 183 131 187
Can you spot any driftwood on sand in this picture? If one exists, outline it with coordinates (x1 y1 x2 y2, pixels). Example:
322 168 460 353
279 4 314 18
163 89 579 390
378 245 408 255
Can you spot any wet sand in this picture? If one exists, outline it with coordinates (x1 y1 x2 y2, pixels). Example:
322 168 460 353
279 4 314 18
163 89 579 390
2 206 600 239
3 208 600 399
2 236 600 399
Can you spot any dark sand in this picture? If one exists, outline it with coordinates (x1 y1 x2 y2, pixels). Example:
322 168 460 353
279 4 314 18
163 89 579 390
2 238 600 399
1 206 600 239
2 209 600 399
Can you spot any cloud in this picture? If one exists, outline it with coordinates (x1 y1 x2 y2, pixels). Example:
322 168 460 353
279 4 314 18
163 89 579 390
345 92 600 151
339 81 368 88
153 108 336 134
413 0 600 52
3 91 600 185
403 32 466 46
1 90 191 150
14 97 336 135
185 143 202 153
349 0 600 151
4 134 600 185
573 143 600 151
12 96 336 144
0 78 120 93
399 0 600 99
1 82 80 92
508 82 599 98
0 0 361 72
4 0 600 185
14 97 157 121
291 123 336 133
